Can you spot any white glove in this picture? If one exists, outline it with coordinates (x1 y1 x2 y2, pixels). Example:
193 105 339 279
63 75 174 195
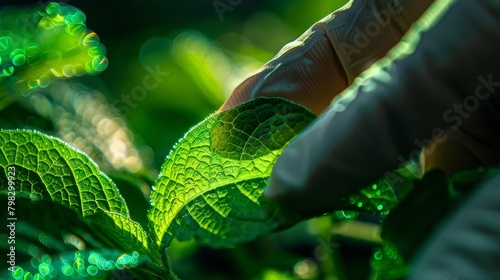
264 0 500 217
219 0 433 115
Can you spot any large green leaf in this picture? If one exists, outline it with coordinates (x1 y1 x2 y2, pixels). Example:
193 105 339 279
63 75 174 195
149 97 404 249
0 129 128 217
148 97 316 248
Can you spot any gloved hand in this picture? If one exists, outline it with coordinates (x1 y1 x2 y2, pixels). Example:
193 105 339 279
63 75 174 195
408 170 500 279
218 2 500 278
262 0 500 217
219 0 433 115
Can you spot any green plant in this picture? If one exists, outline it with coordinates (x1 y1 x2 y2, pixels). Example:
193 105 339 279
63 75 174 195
0 96 391 279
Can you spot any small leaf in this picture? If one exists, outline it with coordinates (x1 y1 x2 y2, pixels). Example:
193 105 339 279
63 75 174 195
0 129 128 217
334 179 399 215
149 97 316 248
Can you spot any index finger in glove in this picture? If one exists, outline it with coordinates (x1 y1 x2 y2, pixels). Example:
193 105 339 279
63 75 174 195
218 21 349 116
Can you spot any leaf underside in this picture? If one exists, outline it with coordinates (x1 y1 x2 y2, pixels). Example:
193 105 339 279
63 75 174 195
149 97 316 248
149 97 403 249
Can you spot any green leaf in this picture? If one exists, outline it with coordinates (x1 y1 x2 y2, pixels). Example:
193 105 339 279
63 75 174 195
89 211 160 263
0 2 108 95
380 170 452 260
0 130 175 277
20 80 156 202
380 167 500 256
0 195 172 280
334 179 399 215
0 129 128 217
148 97 316 248
334 162 417 217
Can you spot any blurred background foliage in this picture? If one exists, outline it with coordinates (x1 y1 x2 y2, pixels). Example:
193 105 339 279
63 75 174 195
0 1 411 279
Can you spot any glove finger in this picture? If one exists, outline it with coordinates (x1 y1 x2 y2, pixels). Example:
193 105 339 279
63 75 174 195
218 25 348 116
219 0 427 115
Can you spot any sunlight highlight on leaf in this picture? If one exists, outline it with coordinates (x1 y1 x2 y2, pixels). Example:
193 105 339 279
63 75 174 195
149 97 404 249
149 97 316 248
